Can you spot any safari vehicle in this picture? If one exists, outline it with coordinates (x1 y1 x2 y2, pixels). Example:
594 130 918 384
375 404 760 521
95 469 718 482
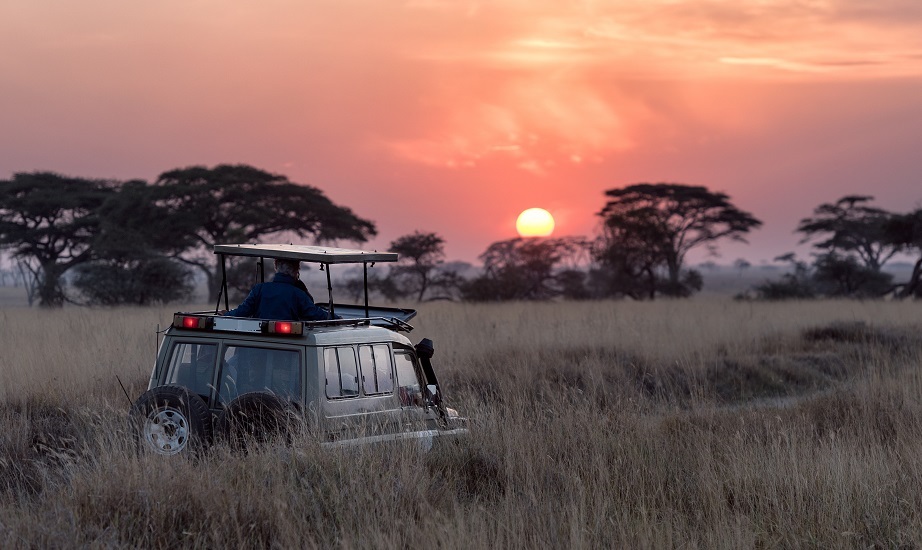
130 243 466 456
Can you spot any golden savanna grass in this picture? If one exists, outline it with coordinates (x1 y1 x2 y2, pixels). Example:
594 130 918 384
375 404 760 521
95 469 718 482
2 299 922 547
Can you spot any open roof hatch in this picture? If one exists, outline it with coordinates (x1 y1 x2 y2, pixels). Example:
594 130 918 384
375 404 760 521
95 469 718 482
213 244 412 328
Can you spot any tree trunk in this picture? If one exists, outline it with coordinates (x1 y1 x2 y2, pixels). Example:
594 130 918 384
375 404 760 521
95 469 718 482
205 267 222 305
416 272 428 303
644 266 656 300
37 264 65 308
898 257 922 299
665 253 681 290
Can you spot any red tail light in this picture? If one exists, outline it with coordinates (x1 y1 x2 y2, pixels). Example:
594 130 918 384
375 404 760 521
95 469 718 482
173 314 211 330
266 320 303 335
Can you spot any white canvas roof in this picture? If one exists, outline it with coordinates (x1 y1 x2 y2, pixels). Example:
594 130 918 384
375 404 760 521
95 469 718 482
213 243 398 264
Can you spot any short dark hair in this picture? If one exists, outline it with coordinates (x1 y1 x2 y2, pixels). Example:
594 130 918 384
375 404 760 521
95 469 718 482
274 259 300 276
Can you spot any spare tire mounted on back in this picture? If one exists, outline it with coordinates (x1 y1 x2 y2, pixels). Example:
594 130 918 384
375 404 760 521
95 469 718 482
217 391 298 449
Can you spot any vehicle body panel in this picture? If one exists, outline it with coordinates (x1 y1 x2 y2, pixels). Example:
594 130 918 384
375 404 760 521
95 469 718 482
148 317 462 447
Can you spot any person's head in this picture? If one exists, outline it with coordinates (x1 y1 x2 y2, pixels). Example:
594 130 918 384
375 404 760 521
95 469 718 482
274 258 301 278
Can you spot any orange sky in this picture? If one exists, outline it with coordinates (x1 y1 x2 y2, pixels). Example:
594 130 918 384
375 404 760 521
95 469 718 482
1 1 921 264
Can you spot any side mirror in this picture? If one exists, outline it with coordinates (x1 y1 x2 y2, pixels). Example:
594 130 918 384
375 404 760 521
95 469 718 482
415 338 435 359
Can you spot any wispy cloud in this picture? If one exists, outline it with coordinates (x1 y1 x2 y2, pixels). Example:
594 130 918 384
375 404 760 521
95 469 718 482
2 0 919 180
381 0 922 171
719 57 834 73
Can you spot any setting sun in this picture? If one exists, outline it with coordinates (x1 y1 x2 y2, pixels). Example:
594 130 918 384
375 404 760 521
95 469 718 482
516 208 555 237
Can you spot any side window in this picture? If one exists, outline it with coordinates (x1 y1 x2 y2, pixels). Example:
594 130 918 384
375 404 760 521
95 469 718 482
359 344 394 395
325 346 359 399
394 352 422 407
166 342 218 401
218 345 301 405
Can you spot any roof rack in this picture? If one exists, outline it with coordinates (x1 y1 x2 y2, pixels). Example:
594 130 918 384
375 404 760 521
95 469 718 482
212 243 399 321
213 244 397 264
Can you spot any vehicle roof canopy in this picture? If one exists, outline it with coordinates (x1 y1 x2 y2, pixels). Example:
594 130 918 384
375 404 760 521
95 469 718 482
213 243 397 264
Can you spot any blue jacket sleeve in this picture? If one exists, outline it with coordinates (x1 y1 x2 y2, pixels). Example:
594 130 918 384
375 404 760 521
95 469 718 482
295 291 333 321
226 284 262 317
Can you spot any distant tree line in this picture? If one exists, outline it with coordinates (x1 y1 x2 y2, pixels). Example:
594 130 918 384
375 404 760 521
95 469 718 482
743 196 922 300
359 183 764 302
356 189 922 303
3 166 921 307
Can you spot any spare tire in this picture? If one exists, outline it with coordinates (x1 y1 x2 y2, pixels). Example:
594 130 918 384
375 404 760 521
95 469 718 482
130 385 212 456
217 391 299 450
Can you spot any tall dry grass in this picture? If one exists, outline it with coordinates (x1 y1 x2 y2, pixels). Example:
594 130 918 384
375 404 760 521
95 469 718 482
2 299 922 547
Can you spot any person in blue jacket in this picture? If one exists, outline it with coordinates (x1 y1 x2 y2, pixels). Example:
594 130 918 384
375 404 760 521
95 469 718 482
222 258 334 321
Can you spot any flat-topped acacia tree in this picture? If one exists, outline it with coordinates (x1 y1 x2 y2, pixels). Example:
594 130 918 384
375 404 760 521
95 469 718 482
0 172 113 307
884 209 922 298
388 231 446 302
797 195 900 272
597 183 762 298
153 164 377 302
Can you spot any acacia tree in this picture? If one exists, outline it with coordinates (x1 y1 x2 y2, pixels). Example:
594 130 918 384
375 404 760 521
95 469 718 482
388 231 447 302
597 183 761 297
153 164 377 301
591 216 665 299
72 180 196 305
0 172 113 307
463 237 586 301
797 195 899 272
884 210 922 298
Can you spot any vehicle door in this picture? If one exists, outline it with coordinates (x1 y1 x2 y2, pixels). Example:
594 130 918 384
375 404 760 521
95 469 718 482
321 343 404 441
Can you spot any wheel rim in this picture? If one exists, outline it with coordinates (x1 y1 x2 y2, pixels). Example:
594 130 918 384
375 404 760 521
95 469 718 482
143 406 191 455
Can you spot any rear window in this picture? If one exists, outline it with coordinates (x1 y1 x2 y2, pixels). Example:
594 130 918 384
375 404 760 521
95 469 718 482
218 345 301 405
165 342 218 401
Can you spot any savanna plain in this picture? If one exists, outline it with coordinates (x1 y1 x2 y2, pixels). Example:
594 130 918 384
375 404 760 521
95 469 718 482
2 298 922 548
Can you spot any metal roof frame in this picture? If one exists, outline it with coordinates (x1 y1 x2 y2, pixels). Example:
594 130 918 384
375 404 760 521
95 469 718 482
212 243 396 320
213 244 397 264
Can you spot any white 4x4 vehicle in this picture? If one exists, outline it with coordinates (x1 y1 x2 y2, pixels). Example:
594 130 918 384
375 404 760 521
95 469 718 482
130 244 466 455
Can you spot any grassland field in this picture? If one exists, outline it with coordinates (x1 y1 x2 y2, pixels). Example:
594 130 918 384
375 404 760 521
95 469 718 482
2 297 922 548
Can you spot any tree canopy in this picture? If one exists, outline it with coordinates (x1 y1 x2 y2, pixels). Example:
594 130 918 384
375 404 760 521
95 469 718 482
596 183 761 298
0 165 379 307
463 237 586 301
71 180 196 306
153 164 377 300
883 210 922 298
797 195 899 272
388 231 447 302
0 172 113 306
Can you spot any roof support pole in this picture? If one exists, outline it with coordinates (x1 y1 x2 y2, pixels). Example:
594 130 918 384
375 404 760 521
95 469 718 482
325 263 335 318
364 262 370 318
222 254 230 311
215 254 230 314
